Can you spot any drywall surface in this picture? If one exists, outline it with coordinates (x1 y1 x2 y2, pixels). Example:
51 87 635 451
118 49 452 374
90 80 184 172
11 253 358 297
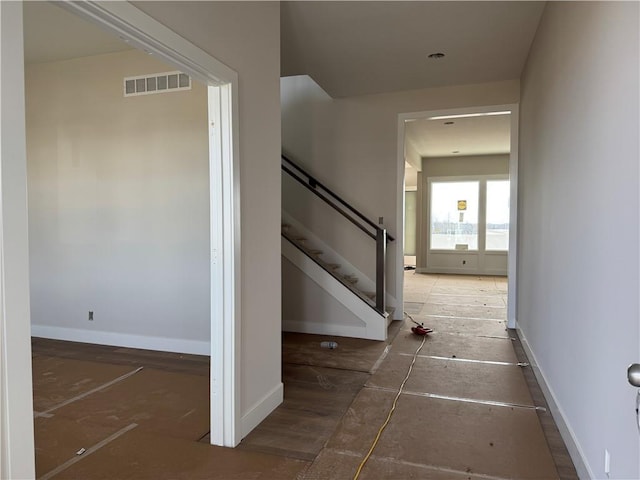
26 50 210 352
422 154 509 178
518 2 639 478
404 139 421 172
281 75 334 163
281 78 519 306
133 1 282 428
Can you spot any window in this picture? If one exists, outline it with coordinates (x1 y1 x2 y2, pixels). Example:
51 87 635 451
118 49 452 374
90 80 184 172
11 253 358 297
486 180 510 251
430 181 479 250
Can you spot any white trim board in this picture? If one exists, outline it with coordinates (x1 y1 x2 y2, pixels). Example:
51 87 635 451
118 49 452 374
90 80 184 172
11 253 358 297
31 2 243 448
241 383 283 439
31 325 210 356
516 325 593 480
1 2 36 477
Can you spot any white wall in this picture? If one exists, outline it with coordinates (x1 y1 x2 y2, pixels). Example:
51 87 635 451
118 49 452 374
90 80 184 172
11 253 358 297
281 78 519 310
281 75 334 163
26 50 211 354
422 154 509 178
132 1 282 430
404 140 421 172
518 2 639 478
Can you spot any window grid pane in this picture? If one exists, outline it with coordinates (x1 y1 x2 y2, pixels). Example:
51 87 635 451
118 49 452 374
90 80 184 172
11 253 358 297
430 181 479 250
486 180 510 251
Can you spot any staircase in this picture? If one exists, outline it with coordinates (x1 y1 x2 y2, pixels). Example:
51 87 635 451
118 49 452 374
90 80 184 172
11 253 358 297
281 155 395 341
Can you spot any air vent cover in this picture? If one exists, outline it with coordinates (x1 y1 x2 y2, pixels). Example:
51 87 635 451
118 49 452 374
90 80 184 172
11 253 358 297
124 71 191 97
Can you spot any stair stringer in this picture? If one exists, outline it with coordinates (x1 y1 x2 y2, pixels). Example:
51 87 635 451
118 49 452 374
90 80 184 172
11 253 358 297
282 238 387 341
282 210 398 310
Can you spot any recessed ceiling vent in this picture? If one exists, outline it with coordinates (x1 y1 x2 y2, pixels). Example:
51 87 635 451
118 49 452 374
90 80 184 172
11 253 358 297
124 71 191 97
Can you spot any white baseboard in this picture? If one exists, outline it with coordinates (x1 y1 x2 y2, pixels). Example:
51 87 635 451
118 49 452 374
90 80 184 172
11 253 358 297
516 325 594 479
31 324 210 356
283 319 386 341
241 382 283 438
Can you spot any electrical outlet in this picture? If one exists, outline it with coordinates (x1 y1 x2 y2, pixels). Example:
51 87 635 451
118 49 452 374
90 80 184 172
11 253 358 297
604 449 610 477
88 311 94 321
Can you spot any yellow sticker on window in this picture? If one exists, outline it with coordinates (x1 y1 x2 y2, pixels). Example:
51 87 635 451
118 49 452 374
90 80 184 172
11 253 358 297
457 200 467 211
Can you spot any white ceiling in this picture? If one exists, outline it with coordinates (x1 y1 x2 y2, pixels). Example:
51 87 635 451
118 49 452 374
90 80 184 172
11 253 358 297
23 2 132 65
281 1 545 98
405 114 511 158
25 0 515 180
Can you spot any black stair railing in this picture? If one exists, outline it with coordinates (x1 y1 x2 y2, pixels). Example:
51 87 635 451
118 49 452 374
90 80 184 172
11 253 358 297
282 154 394 315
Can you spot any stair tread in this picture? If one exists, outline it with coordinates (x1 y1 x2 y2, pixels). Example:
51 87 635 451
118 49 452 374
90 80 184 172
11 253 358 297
282 230 386 319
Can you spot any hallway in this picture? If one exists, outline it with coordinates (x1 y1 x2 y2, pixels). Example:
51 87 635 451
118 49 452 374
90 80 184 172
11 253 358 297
302 272 578 479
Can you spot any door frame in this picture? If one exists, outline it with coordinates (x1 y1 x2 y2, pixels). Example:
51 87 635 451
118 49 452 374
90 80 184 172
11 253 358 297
1 3 242 475
56 0 243 448
396 104 519 329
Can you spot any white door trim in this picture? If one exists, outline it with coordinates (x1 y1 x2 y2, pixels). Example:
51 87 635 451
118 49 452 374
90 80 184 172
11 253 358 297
1 2 36 477
39 1 241 448
397 104 519 328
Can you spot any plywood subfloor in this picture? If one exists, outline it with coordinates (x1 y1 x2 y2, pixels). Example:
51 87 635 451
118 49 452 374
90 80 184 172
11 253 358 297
32 272 577 480
236 363 369 460
51 368 210 441
32 356 138 412
49 429 309 480
320 388 558 479
282 321 402 373
304 272 577 480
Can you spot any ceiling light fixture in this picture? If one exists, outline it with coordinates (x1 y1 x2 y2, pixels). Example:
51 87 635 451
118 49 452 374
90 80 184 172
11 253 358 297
429 111 511 121
427 52 445 59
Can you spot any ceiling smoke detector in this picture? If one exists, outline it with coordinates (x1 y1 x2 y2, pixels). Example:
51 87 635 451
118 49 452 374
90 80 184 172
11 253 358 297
427 52 445 59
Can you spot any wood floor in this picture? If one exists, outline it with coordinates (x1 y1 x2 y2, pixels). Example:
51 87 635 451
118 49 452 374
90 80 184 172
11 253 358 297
31 272 578 479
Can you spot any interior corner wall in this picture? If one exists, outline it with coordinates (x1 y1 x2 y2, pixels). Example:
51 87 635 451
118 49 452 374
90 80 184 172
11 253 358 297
281 80 520 302
281 74 334 163
132 1 282 432
404 140 421 172
26 49 210 354
518 2 639 478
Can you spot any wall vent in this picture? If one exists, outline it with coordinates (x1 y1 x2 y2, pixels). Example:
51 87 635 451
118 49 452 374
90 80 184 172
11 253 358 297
124 71 191 97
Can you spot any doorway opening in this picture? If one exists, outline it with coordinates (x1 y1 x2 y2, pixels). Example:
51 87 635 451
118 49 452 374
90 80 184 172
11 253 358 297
3 3 241 475
397 105 519 328
32 0 241 447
